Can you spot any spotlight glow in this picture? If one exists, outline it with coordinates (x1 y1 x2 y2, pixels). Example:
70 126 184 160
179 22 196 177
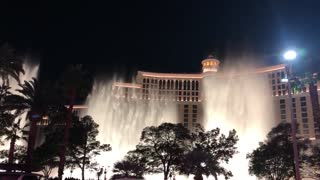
283 50 297 60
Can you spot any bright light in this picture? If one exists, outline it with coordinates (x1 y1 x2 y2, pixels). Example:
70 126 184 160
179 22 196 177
283 50 297 60
281 78 289 83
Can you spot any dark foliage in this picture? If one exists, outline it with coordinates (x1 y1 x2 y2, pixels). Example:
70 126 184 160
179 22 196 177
247 122 309 180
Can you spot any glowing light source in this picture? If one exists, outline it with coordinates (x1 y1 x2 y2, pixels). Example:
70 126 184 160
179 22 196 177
281 78 289 83
283 50 297 60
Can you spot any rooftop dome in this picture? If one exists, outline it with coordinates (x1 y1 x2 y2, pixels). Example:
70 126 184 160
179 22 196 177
201 54 220 73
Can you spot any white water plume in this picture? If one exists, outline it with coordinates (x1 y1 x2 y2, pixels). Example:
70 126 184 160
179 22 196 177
79 63 276 180
81 77 179 179
203 64 276 179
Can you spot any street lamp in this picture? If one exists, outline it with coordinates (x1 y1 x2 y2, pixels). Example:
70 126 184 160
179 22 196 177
283 50 297 60
282 49 301 180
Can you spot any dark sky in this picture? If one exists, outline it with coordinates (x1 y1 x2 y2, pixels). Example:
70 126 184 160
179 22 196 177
1 0 320 79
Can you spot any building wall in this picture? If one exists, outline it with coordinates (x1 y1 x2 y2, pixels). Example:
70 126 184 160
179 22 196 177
112 60 319 140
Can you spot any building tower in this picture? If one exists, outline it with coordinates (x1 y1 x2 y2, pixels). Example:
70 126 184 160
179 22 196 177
201 54 220 73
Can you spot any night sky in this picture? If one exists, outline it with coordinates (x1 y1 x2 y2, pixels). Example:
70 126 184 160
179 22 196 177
1 1 320 79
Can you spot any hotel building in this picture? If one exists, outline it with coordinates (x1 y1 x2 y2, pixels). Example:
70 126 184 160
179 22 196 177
112 55 320 140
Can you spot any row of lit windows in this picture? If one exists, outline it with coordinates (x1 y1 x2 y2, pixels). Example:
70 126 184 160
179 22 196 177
142 78 200 91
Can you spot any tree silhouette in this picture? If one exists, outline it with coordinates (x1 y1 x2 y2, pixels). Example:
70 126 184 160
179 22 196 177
57 64 92 180
0 43 24 86
66 116 111 180
247 122 309 180
133 123 191 180
112 150 147 179
178 126 238 180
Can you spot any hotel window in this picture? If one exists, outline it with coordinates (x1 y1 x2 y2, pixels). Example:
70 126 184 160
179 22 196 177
303 124 309 128
195 81 199 90
273 92 276 96
184 114 188 118
280 99 285 104
297 129 301 134
302 118 308 123
192 114 197 118
303 130 309 134
277 72 280 77
272 73 275 78
277 79 280 83
302 113 308 118
281 115 286 119
301 102 307 107
278 85 281 89
187 81 190 90
280 110 286 114
282 84 285 89
193 109 197 113
278 91 281 95
281 72 285 79
280 104 286 109
184 109 188 113
193 105 197 109
272 80 275 84
292 98 295 102
184 105 188 108
301 107 307 112
293 103 296 108
300 97 306 101
184 123 188 127
272 86 276 90
192 118 196 122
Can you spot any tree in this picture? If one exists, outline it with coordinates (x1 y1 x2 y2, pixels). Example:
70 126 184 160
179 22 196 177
57 65 92 180
133 123 191 180
4 78 59 170
0 43 24 86
2 118 28 165
0 85 15 146
0 145 27 164
303 144 320 179
247 122 309 180
33 142 60 180
112 150 147 179
66 115 111 180
178 126 238 180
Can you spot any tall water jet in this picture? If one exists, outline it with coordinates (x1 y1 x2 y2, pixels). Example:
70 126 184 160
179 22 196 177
82 77 179 179
203 65 276 179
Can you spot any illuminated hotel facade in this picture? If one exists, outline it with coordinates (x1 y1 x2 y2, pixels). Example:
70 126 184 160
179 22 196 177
111 55 320 140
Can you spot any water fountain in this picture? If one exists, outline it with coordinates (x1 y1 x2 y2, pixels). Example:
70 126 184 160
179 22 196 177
81 64 276 179
202 67 276 179
82 77 180 180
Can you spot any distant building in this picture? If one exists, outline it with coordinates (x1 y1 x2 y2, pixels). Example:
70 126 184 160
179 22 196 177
112 55 319 140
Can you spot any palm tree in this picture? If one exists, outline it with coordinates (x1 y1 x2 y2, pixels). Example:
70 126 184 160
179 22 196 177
0 43 24 86
3 118 29 165
57 64 92 180
0 85 14 134
5 78 58 171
